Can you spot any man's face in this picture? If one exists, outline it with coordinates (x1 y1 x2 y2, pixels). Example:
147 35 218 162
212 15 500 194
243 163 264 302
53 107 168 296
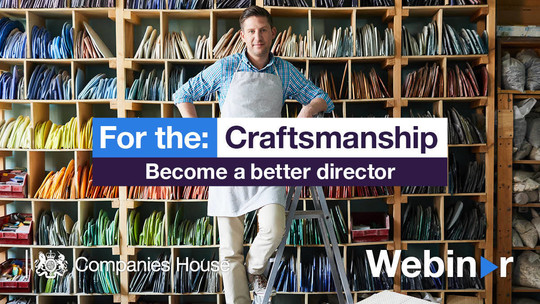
240 16 277 58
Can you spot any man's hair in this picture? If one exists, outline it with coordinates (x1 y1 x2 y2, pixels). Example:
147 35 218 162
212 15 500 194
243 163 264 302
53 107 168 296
239 6 273 29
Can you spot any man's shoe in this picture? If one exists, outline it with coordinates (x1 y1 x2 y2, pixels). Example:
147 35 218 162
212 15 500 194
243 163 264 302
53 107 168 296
248 273 276 296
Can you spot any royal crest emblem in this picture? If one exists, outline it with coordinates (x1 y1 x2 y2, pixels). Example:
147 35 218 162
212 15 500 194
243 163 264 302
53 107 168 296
35 250 68 279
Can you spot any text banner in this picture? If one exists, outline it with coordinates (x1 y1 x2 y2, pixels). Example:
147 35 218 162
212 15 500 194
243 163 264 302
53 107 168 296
93 157 447 186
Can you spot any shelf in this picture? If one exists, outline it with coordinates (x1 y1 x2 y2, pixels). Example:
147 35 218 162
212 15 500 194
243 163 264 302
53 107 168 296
123 195 394 202
512 246 540 251
76 294 118 296
0 9 27 18
306 195 394 200
0 198 114 201
121 7 398 16
0 199 117 203
402 97 488 108
264 6 310 15
448 144 488 148
0 149 93 152
497 85 540 301
512 203 540 208
512 286 540 293
0 2 497 303
0 99 116 105
30 293 115 296
128 245 218 249
123 9 162 18
0 58 116 64
340 241 393 247
513 160 540 165
127 199 207 203
498 90 540 94
402 193 487 197
403 4 488 17
402 193 447 197
309 7 358 17
0 293 78 296
0 99 115 104
403 240 484 244
281 242 390 248
24 58 68 65
310 56 393 63
498 37 540 48
403 97 488 102
0 244 118 249
340 98 394 103
497 90 540 99
128 242 394 249
0 58 25 65
124 58 217 66
402 55 487 63
123 100 170 104
161 9 213 18
211 8 245 13
124 56 399 64
124 99 215 105
402 289 484 293
1 7 114 13
128 241 485 250
129 292 222 296
0 99 75 104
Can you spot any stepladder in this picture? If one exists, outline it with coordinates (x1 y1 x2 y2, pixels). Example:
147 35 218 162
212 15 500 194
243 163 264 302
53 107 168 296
253 186 354 304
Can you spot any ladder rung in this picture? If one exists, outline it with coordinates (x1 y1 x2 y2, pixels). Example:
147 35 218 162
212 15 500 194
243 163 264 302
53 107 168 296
286 210 325 219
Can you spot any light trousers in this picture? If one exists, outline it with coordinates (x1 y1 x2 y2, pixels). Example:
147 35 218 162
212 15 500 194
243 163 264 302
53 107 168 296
218 203 286 304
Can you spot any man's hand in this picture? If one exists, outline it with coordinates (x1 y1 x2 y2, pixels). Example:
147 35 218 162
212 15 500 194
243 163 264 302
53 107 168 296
176 103 198 118
297 98 328 118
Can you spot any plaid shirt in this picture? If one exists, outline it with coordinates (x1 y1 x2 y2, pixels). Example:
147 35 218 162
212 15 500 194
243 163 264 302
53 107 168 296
173 50 334 113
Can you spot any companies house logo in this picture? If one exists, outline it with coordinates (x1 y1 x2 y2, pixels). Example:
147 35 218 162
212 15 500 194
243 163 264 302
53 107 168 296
35 250 68 278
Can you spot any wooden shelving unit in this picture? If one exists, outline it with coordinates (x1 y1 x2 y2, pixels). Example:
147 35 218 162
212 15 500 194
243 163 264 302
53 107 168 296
0 0 495 303
496 38 540 304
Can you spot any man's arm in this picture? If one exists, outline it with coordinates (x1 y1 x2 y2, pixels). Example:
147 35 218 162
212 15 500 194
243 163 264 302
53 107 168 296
284 60 335 115
297 98 328 118
173 61 222 118
176 103 198 118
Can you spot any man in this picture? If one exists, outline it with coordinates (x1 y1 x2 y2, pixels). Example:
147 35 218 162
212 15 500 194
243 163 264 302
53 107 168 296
173 6 333 304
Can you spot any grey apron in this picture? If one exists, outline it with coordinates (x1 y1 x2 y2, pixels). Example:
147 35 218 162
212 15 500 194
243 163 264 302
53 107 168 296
207 63 287 216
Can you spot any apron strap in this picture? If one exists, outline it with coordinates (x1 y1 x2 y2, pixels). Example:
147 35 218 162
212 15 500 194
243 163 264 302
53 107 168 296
234 59 242 74
272 64 281 80
234 56 281 79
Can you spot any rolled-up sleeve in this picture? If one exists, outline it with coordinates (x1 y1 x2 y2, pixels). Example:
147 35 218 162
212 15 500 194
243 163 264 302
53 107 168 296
173 60 222 104
285 61 334 113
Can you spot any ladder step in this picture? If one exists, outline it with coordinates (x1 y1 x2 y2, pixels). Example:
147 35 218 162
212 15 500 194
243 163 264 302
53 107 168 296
286 210 325 219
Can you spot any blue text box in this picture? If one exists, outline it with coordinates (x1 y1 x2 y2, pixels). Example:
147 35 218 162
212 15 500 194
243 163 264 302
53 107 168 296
93 118 217 158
